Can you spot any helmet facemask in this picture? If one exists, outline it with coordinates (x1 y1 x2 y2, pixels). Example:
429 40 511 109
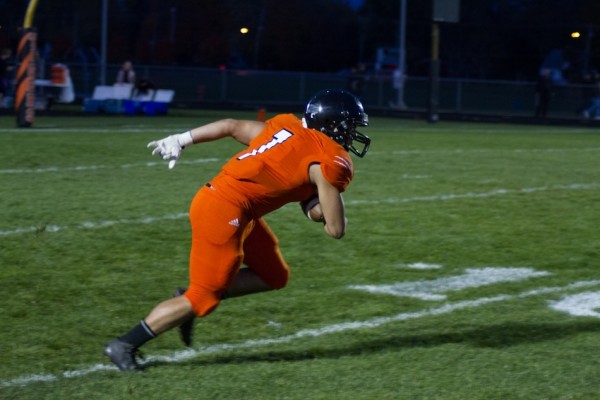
326 115 370 158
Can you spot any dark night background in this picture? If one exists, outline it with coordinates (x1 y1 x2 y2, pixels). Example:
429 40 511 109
1 0 599 82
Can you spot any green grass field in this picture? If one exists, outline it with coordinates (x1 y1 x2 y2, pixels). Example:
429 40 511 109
1 110 599 399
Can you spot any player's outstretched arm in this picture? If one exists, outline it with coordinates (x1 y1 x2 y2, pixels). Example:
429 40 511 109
187 119 265 146
309 164 346 239
147 119 265 169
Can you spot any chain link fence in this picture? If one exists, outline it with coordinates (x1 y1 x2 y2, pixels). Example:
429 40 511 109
47 63 600 119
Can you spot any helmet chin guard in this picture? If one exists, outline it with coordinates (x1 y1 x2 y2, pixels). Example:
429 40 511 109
304 89 371 157
348 129 371 158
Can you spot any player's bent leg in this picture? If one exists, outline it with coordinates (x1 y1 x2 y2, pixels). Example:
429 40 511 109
144 295 195 335
173 287 194 346
104 296 194 371
187 186 248 314
224 267 275 298
242 218 290 290
186 246 242 316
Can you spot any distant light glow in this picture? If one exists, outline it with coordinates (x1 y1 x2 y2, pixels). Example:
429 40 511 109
571 32 581 38
240 27 249 34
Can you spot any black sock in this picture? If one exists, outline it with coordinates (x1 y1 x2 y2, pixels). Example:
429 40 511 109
118 320 156 348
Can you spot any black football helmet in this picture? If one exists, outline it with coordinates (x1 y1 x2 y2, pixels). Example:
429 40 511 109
304 89 371 157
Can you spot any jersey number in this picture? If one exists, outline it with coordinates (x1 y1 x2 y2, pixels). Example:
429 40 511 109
237 129 293 160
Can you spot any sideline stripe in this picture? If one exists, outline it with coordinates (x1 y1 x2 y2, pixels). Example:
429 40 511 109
0 158 219 174
2 279 599 388
1 183 598 238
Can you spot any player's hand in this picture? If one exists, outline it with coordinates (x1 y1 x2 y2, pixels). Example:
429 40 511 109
147 131 193 169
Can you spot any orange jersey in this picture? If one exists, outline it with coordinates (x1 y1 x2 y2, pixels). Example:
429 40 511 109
209 114 354 218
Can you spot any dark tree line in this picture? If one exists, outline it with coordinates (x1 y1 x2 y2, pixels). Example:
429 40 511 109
0 0 599 80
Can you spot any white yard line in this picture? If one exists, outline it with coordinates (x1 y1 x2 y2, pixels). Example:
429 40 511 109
348 267 552 301
0 158 219 174
0 128 175 133
0 213 190 237
346 183 599 206
391 147 600 155
2 279 599 389
2 146 599 174
1 182 598 237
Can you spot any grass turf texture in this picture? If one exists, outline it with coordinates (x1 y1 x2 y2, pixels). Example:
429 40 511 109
1 110 599 399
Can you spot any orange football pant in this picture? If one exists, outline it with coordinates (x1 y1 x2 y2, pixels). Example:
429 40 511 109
185 185 290 316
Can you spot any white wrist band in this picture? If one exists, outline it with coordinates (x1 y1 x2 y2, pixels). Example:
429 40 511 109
177 131 194 147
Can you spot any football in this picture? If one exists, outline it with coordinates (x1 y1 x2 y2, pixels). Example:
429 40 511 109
307 202 324 222
300 195 324 222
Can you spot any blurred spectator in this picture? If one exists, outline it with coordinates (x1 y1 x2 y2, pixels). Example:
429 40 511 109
534 68 552 118
582 70 600 120
0 47 14 108
116 60 136 84
346 63 366 99
133 77 156 98
390 68 407 110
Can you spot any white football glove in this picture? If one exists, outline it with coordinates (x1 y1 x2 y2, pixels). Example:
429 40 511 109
147 131 194 169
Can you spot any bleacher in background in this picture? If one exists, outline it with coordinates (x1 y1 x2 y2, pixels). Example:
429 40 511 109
83 83 175 115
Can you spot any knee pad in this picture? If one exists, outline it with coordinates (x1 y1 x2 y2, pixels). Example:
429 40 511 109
184 286 221 317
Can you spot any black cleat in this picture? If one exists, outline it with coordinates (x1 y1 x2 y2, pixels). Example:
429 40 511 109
174 287 195 346
103 339 143 371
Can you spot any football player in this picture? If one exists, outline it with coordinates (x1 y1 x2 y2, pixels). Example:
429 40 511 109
104 89 371 371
